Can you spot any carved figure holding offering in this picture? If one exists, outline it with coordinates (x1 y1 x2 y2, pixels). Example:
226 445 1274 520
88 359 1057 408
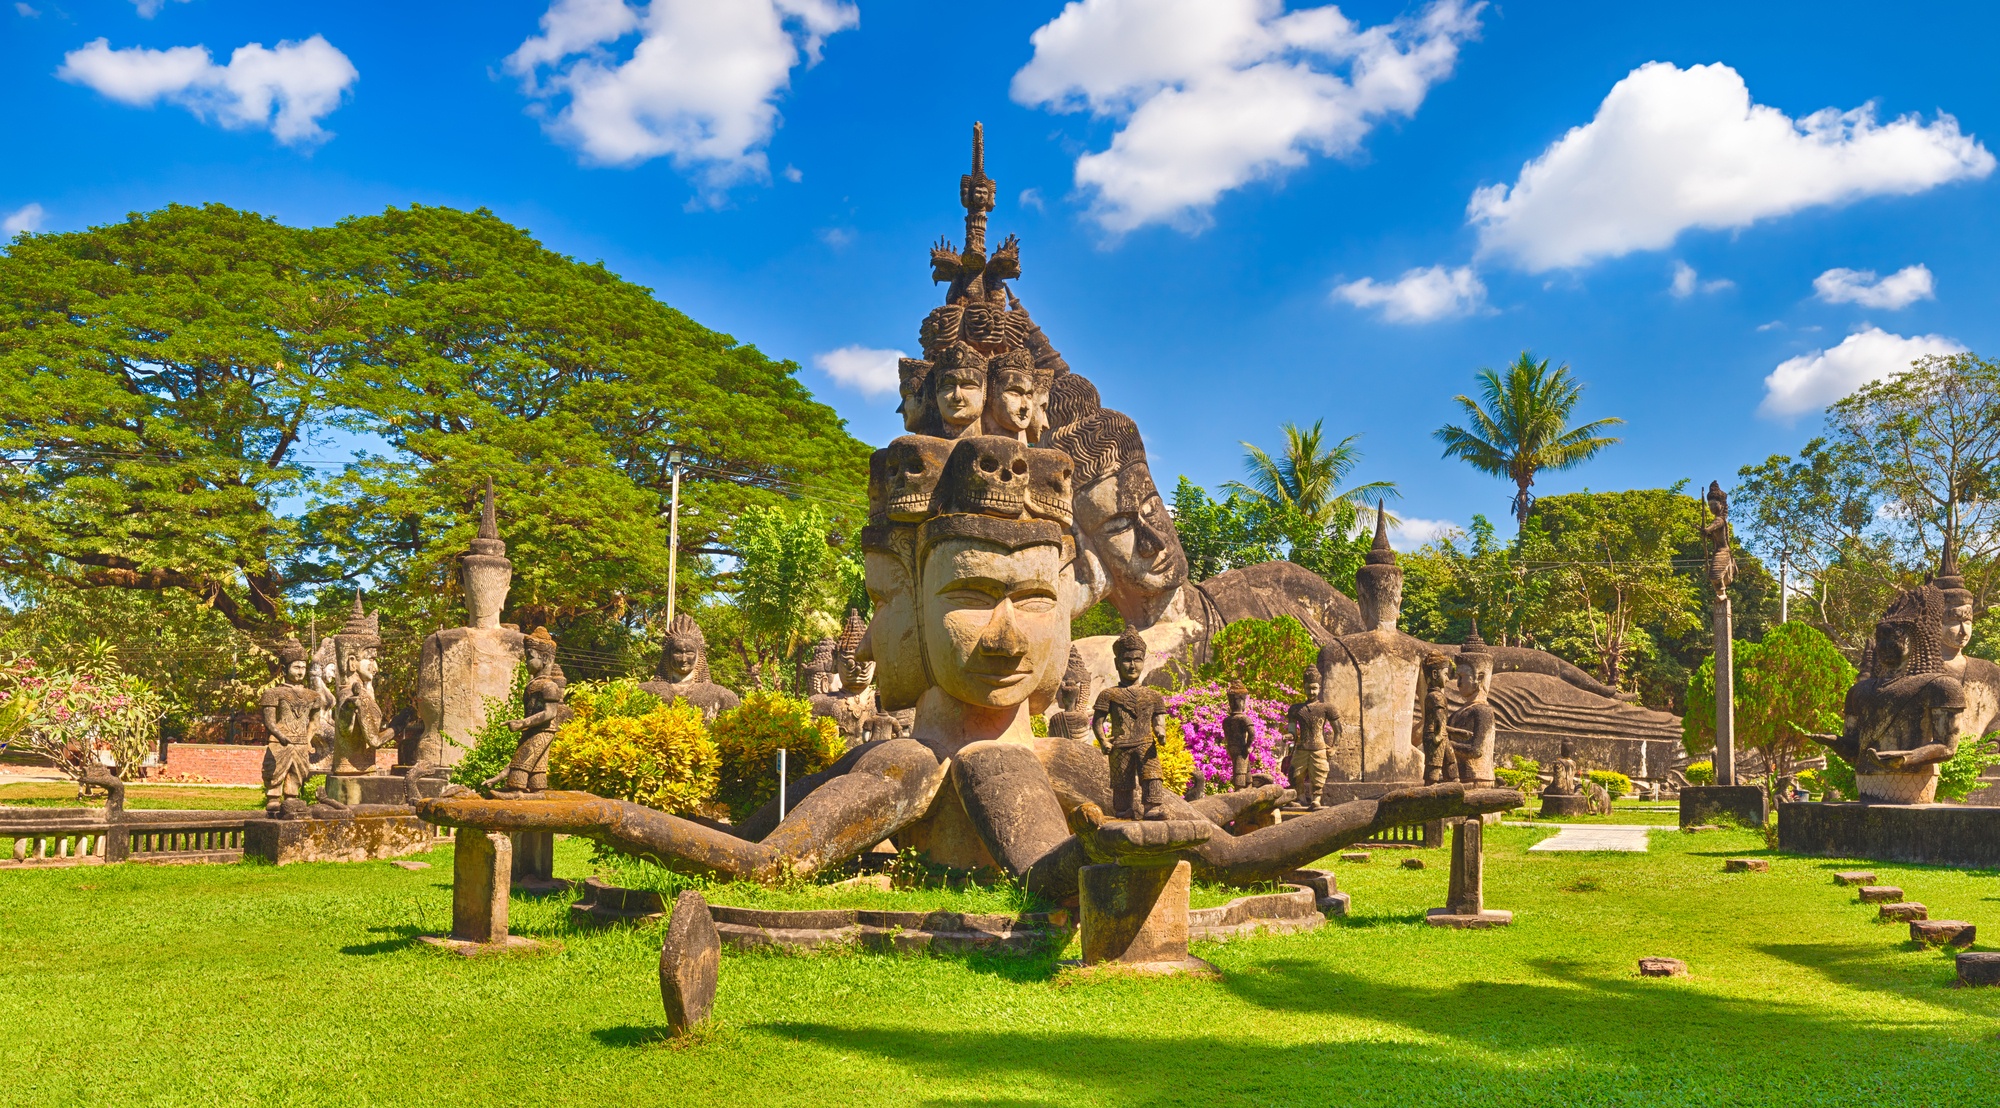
639 613 740 722
483 627 572 797
1222 680 1255 791
1046 646 1095 742
1420 652 1460 785
1287 665 1337 810
1546 757 1579 796
1812 583 1965 803
1446 627 1497 784
323 596 396 807
258 637 328 818
1092 627 1171 820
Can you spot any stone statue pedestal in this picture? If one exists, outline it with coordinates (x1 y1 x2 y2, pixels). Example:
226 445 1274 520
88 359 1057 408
1072 859 1216 977
417 626 526 768
421 828 539 955
1678 785 1767 829
1539 792 1590 818
1427 817 1511 929
242 813 437 865
320 774 406 808
511 830 571 894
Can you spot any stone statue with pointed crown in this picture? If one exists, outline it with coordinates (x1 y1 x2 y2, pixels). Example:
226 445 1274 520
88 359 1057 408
639 613 740 722
810 608 907 742
410 478 528 789
321 593 397 807
1446 624 1497 784
258 635 329 818
482 626 572 797
1813 583 1968 803
1045 646 1097 743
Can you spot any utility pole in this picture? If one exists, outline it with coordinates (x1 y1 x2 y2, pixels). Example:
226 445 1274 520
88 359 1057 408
1779 550 1789 625
665 449 682 626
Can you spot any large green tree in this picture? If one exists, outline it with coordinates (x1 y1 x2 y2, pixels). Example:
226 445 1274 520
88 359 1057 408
1224 420 1396 525
1434 352 1623 532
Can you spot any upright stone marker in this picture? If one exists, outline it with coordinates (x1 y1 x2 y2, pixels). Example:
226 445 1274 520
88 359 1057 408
1704 481 1738 786
659 891 721 1034
1427 816 1512 928
452 828 512 943
1077 859 1213 975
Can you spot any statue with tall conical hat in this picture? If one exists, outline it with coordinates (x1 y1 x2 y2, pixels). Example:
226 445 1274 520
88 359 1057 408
639 612 740 722
1045 646 1096 743
810 608 905 742
322 592 397 807
1444 622 1497 785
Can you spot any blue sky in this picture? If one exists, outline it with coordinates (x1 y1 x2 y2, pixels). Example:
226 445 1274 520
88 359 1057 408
6 0 1998 548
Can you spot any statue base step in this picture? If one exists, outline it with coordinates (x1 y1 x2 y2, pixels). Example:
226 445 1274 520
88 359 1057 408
1778 801 2000 868
1539 793 1592 818
1425 908 1514 929
418 934 542 957
1679 786 1767 829
242 815 439 865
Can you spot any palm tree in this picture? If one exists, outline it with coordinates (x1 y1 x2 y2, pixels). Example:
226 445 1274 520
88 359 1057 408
1433 353 1623 533
1223 420 1397 526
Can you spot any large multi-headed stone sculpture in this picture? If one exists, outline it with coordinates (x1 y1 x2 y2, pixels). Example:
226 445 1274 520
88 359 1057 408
1813 583 1967 803
412 480 526 773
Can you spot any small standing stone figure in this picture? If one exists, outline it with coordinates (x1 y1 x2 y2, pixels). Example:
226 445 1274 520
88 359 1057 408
1046 646 1096 743
1287 665 1337 810
1419 652 1460 785
483 627 572 797
1092 627 1171 820
1703 481 1736 596
1222 680 1255 791
1446 627 1497 784
258 637 329 819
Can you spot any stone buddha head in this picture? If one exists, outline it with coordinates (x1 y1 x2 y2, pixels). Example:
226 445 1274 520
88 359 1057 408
460 477 512 630
916 512 1070 713
657 613 711 686
985 352 1040 442
1050 410 1188 622
931 344 987 436
859 521 925 711
1354 507 1404 632
1457 625 1493 700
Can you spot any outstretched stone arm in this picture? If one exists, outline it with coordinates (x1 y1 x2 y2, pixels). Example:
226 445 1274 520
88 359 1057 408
415 738 946 884
1186 783 1520 885
952 742 1087 898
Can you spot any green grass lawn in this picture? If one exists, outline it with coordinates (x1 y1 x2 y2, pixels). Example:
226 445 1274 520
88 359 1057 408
2 827 1996 1107
0 781 265 811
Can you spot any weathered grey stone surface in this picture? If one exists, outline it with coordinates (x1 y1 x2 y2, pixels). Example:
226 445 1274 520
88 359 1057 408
1079 860 1208 974
707 904 1069 955
571 877 667 926
659 891 720 1035
1679 786 1767 829
1833 870 1876 886
1878 901 1927 922
1187 884 1323 941
1958 951 2000 987
1401 857 1425 870
1340 851 1370 863
1778 801 2000 868
242 814 436 865
1540 793 1592 818
1723 858 1769 872
1528 825 1650 852
1638 957 1687 977
1910 920 1975 946
451 828 511 943
413 480 525 770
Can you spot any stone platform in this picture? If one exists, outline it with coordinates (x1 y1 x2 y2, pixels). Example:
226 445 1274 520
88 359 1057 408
242 814 441 865
1680 785 1767 829
1776 801 2000 868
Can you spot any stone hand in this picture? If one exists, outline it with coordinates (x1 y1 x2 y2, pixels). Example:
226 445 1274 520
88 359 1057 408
506 719 527 732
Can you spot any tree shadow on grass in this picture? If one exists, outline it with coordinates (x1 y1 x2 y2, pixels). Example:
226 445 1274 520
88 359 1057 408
340 925 426 956
592 1025 672 1048
1755 942 1968 998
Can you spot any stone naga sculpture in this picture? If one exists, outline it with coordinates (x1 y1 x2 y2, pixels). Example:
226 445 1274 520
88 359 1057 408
258 637 328 818
1812 583 1966 803
638 613 741 722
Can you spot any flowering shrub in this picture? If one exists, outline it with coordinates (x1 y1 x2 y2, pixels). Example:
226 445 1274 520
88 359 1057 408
709 691 845 821
548 697 718 814
1 654 166 781
1164 680 1290 794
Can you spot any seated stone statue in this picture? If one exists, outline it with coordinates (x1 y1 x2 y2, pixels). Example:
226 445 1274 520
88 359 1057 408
638 614 740 722
810 609 909 743
1446 629 1497 785
1546 757 1579 796
1813 583 1966 803
1045 647 1096 742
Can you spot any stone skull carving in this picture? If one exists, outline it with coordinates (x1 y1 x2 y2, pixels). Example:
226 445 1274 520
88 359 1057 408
1026 446 1074 526
920 304 963 359
876 436 953 523
961 298 1022 354
940 435 1030 518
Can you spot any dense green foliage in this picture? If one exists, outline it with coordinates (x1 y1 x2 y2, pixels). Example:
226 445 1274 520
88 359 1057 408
0 202 869 714
448 663 531 789
1684 622 1853 778
1180 615 1317 701
708 690 845 821
1494 755 1540 795
1584 769 1632 801
1170 476 1370 595
549 695 718 814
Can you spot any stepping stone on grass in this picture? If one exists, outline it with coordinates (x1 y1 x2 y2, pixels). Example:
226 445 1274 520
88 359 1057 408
391 860 431 871
1911 920 1976 947
1400 858 1425 870
1638 957 1687 977
1878 902 1927 922
1340 852 1371 863
1833 871 1876 886
1857 885 1903 903
1724 858 1768 873
1959 952 2000 987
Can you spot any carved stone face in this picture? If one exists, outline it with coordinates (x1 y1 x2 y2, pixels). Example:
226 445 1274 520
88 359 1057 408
990 369 1036 439
941 436 1029 517
961 299 1019 354
838 650 875 693
1356 566 1405 632
1227 689 1247 711
525 648 553 678
896 359 931 434
286 660 309 685
1026 448 1073 526
1946 605 1975 659
1057 681 1079 710
860 543 925 711
1074 460 1187 605
879 437 951 522
1114 646 1146 685
1873 621 1910 678
1302 669 1321 701
461 554 511 630
934 365 985 431
1456 657 1489 699
920 538 1067 709
661 638 699 684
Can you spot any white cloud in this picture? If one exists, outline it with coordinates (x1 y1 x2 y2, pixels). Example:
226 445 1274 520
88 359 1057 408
1813 264 1935 310
1012 0 1483 233
1333 264 1484 323
18 3 42 16
132 0 190 17
3 203 45 235
506 0 857 193
1470 62 1994 271
58 36 358 146
1390 516 1460 550
1759 326 1966 419
1669 260 1733 298
1018 187 1044 212
814 345 904 397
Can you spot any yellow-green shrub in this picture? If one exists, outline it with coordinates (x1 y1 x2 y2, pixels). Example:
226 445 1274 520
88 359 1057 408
1586 769 1632 801
548 699 717 814
710 690 845 821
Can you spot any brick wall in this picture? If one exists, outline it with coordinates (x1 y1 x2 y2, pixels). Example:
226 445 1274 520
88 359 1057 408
157 743 264 785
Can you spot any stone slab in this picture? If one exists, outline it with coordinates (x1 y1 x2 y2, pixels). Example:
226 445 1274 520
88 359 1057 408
1777 801 2000 869
1080 860 1191 968
1857 885 1904 903
571 877 667 927
1638 957 1687 977
1877 902 1927 922
1832 871 1876 886
419 934 540 957
1910 920 1976 947
1058 955 1220 980
242 815 438 865
1528 826 1650 852
1400 858 1425 870
1339 851 1371 863
1958 951 2000 987
1539 793 1592 819
1680 785 1768 829
1723 858 1769 872
1424 909 1513 929
1188 885 1324 941
660 891 720 1035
